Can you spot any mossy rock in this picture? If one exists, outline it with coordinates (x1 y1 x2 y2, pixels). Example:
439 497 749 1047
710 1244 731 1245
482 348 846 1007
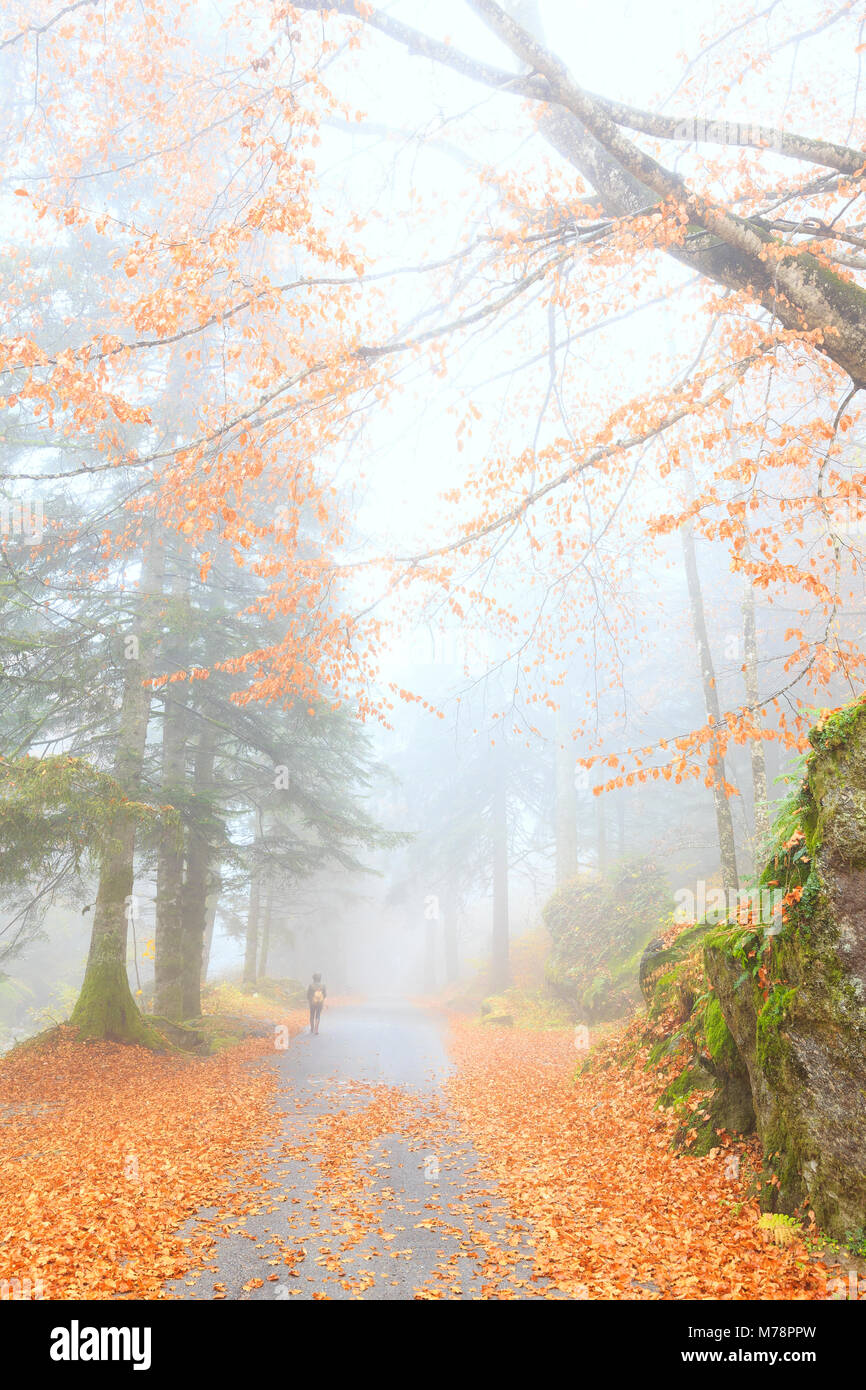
638 921 756 1151
479 994 514 1026
705 695 866 1239
188 1013 276 1050
149 1016 209 1054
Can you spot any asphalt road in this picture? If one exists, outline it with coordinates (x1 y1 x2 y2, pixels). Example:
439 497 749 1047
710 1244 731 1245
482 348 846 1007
166 1001 544 1301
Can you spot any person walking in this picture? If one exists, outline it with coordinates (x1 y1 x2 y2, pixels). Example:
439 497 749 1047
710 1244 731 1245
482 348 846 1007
307 973 326 1034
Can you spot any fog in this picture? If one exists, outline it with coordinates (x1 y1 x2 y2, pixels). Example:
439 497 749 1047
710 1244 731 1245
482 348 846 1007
1 0 864 1036
0 0 864 1321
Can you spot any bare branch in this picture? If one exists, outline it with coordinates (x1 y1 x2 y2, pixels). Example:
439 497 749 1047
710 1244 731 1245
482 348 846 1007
1 0 98 51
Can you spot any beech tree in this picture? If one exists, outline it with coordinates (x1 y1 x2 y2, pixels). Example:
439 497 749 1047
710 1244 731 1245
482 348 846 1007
286 0 866 798
3 0 866 1037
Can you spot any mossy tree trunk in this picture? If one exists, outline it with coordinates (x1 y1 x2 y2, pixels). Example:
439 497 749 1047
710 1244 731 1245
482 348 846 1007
71 818 162 1044
154 565 191 1020
154 731 187 1012
70 539 164 1045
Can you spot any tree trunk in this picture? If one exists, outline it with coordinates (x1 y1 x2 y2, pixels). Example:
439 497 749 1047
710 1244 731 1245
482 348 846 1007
554 704 579 884
680 519 740 896
727 421 770 859
70 539 164 1044
180 720 217 1017
153 361 196 1019
741 528 770 855
200 888 219 985
443 899 459 983
596 795 607 875
243 865 261 985
491 748 510 992
153 582 188 1021
258 878 273 981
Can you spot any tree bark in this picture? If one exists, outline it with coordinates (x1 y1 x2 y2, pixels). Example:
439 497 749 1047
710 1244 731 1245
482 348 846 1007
741 528 770 854
680 519 740 896
153 572 189 1021
468 0 866 387
257 877 273 981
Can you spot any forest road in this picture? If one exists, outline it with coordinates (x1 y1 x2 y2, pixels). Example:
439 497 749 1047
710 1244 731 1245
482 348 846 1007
165 1000 545 1301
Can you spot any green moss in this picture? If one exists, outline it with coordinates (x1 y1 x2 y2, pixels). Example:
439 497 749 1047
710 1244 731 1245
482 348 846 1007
640 699 866 1236
645 925 713 990
705 995 737 1067
799 790 820 860
70 958 164 1049
756 985 798 1076
760 1114 807 1214
659 1064 707 1107
657 1064 720 1156
645 927 712 1021
608 939 652 988
204 1032 241 1054
641 923 757 1152
808 696 866 755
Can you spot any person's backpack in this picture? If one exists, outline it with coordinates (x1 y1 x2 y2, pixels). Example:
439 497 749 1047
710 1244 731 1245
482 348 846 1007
312 987 324 1007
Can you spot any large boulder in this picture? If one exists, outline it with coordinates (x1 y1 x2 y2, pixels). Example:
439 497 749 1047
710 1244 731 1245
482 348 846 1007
705 697 866 1237
640 923 755 1153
